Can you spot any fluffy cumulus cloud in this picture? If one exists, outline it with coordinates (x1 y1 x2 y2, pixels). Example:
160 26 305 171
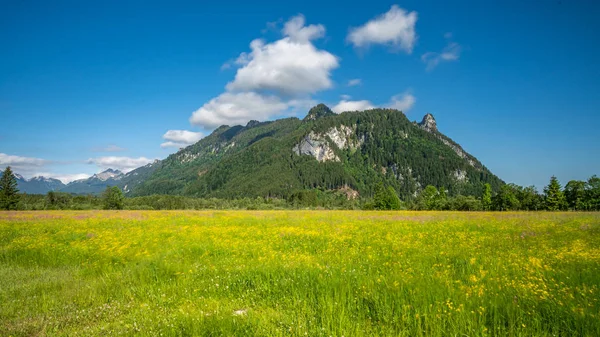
226 24 338 94
0 153 47 168
347 79 362 86
190 92 290 128
161 130 204 148
332 91 416 113
332 99 375 113
87 156 155 173
191 15 339 129
387 92 416 111
347 5 417 53
422 36 461 71
282 15 325 43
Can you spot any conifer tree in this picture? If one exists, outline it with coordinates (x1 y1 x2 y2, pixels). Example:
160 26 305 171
482 183 492 210
543 176 566 211
0 166 20 210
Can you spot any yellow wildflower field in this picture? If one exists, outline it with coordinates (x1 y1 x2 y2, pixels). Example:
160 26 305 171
1 211 599 336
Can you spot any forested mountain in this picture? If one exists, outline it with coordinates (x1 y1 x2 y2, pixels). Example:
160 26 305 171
123 104 503 199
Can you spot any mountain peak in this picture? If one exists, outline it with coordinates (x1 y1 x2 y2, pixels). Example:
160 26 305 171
304 104 335 121
246 120 260 128
93 169 124 181
419 113 437 132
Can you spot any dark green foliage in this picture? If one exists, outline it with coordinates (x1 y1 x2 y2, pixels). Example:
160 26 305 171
289 190 318 207
482 183 492 210
492 185 521 211
585 175 600 211
0 166 20 210
373 182 402 210
126 106 504 200
45 191 73 210
544 176 567 211
565 180 586 210
10 173 600 211
448 195 483 211
415 185 442 210
102 186 124 210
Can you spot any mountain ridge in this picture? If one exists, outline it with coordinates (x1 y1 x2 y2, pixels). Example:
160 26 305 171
6 105 504 197
125 105 503 199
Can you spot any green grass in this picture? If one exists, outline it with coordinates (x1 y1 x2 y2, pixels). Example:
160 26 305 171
1 211 599 336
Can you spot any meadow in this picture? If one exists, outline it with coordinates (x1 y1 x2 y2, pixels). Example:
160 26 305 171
0 211 599 336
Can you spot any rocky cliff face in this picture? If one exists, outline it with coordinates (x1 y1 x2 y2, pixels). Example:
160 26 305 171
292 125 363 162
293 132 340 162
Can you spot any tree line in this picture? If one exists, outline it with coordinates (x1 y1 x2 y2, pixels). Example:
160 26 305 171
1 166 599 211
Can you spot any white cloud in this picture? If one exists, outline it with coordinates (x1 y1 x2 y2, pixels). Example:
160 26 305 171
0 153 47 167
347 5 418 53
0 153 90 183
282 14 325 43
160 141 185 149
347 79 362 86
386 92 416 111
191 15 339 129
87 156 155 173
332 91 416 113
422 39 461 71
225 15 339 95
332 99 375 113
340 94 352 100
161 130 204 148
190 92 290 128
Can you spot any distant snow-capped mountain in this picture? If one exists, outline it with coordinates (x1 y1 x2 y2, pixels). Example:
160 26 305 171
6 174 66 194
60 169 125 194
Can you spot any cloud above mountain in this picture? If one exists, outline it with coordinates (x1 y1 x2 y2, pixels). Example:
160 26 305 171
0 153 47 168
190 14 339 130
161 130 204 148
332 91 416 113
422 34 462 71
347 5 417 53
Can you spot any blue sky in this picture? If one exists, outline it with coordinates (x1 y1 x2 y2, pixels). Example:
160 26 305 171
1 0 599 189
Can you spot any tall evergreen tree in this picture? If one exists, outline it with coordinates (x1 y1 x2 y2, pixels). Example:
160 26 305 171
543 176 566 211
482 183 492 210
0 166 20 210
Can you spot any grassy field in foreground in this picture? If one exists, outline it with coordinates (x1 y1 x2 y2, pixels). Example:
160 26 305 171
0 211 599 336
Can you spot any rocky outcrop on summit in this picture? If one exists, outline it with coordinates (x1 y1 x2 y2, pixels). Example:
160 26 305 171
419 113 437 132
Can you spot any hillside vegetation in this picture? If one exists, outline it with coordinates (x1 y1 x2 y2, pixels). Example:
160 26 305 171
129 105 503 199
